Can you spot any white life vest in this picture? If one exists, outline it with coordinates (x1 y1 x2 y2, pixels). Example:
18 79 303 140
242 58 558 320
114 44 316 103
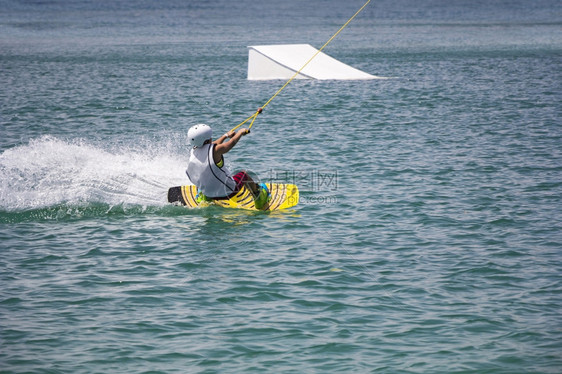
186 143 237 198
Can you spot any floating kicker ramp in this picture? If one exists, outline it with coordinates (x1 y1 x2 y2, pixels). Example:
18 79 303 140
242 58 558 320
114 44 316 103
247 44 380 81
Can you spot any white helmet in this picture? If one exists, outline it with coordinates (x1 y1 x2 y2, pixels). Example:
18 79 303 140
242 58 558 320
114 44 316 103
188 124 212 148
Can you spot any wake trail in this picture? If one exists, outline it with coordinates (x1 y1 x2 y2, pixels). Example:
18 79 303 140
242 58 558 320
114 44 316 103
0 136 190 212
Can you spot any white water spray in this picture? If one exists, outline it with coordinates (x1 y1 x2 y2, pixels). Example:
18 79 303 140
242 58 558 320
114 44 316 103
0 136 189 211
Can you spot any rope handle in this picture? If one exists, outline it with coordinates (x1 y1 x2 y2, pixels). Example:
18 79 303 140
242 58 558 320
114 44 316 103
230 107 263 133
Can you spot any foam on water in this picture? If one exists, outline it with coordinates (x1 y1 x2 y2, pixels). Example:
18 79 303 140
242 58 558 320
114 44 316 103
0 136 189 212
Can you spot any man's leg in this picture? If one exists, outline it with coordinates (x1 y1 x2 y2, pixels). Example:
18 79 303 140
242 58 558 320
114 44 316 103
233 170 259 196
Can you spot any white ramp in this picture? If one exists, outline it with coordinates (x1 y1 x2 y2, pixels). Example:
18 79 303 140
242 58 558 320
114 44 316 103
248 44 379 81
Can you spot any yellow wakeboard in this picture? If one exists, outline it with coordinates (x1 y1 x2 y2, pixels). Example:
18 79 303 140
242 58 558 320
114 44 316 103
167 183 299 211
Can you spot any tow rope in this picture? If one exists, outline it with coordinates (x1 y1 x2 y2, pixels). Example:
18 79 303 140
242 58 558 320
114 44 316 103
229 0 371 133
